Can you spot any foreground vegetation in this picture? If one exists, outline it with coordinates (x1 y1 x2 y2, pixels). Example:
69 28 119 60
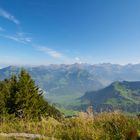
0 70 140 139
0 112 140 140
0 69 61 120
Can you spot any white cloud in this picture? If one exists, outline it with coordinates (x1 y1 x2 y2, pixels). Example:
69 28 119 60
37 46 63 58
16 32 32 43
0 26 5 31
0 33 32 44
75 57 82 63
0 8 19 25
4 35 21 42
0 8 32 44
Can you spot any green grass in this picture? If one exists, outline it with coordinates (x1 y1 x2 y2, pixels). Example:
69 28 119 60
58 107 79 116
114 83 139 104
47 93 84 109
105 98 118 104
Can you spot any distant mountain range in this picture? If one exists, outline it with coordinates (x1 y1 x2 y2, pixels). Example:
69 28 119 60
81 81 140 113
0 64 103 102
1 63 140 112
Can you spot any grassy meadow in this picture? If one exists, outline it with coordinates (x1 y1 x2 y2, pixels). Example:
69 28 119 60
0 112 140 140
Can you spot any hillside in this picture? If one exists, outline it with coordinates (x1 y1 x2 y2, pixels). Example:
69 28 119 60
0 65 103 93
1 63 140 109
81 81 140 113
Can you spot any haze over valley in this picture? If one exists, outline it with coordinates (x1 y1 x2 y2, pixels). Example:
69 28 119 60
1 63 140 113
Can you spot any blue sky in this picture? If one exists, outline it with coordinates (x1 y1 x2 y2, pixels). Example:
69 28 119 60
0 0 140 66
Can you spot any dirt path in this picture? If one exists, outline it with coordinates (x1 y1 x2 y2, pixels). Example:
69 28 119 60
0 133 56 139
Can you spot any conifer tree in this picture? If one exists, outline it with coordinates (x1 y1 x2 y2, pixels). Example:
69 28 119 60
0 69 61 119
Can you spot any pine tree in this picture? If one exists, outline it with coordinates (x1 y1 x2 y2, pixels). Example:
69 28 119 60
0 81 6 114
0 69 61 119
6 75 18 114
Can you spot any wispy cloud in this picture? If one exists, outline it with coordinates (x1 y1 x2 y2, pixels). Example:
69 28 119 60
0 8 71 63
75 57 82 63
0 26 5 31
0 8 19 25
0 33 32 44
0 8 32 44
37 46 63 58
16 32 32 43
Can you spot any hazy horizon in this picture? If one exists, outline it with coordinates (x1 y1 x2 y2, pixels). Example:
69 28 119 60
1 62 140 69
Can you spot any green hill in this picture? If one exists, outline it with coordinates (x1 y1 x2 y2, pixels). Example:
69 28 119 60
81 81 140 113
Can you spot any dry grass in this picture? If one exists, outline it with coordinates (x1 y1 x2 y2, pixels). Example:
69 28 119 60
0 112 140 140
